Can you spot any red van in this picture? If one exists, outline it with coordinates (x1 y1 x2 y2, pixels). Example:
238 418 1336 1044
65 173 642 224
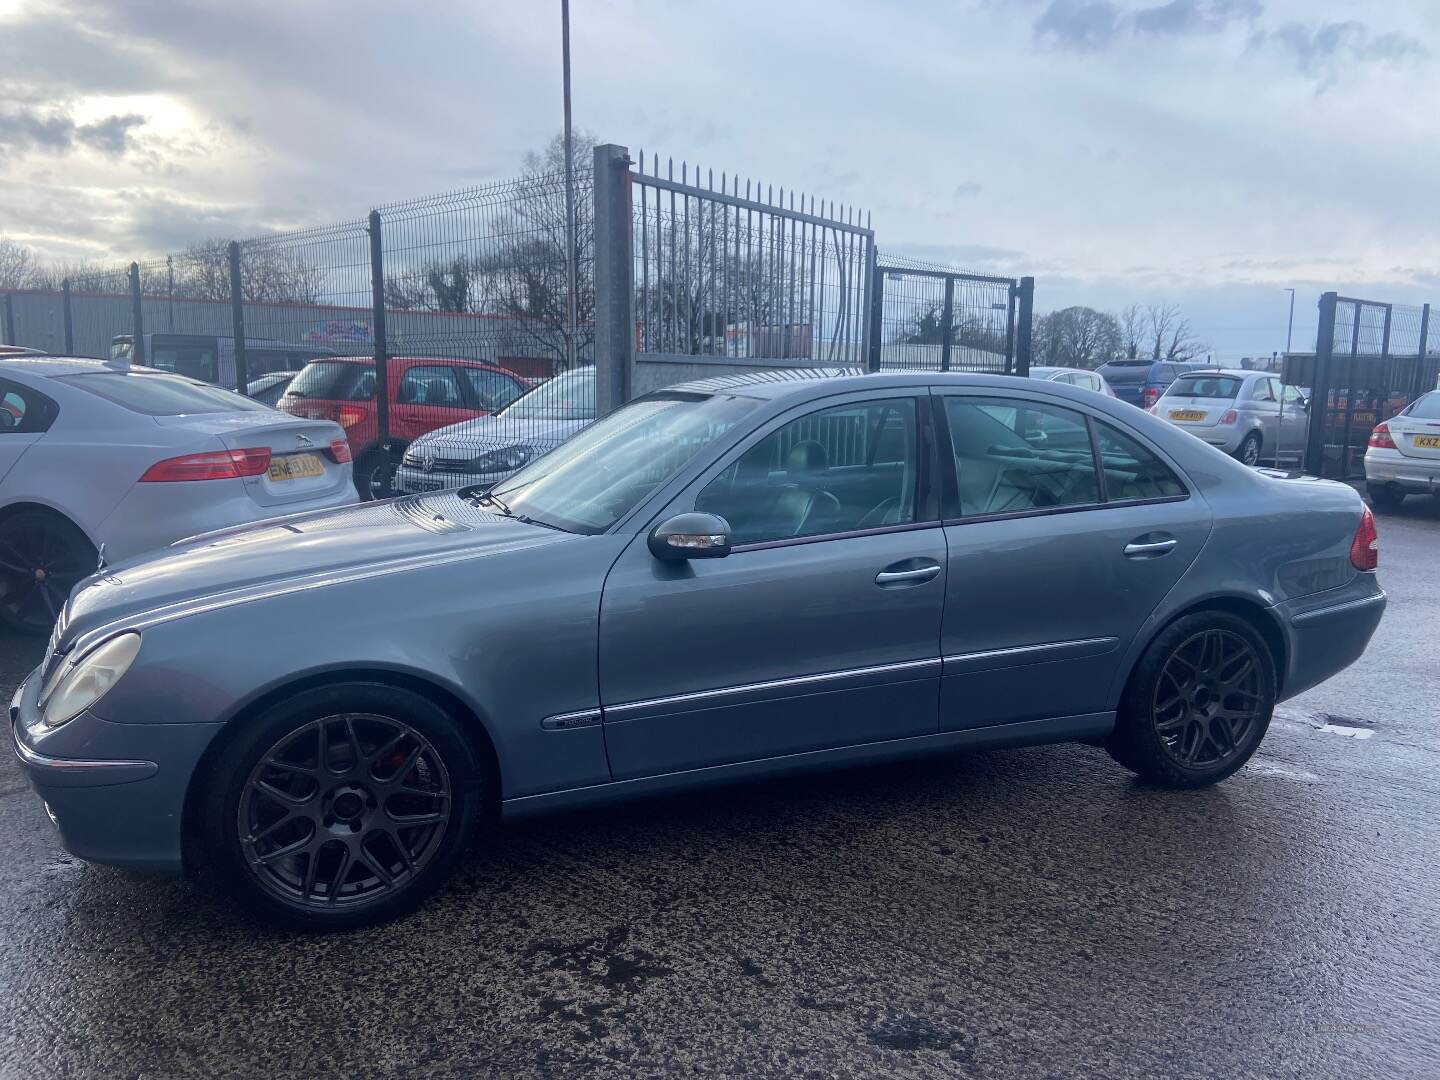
280 356 531 497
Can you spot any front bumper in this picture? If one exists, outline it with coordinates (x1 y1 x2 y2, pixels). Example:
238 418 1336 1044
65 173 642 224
10 669 222 872
393 464 502 495
1363 449 1440 493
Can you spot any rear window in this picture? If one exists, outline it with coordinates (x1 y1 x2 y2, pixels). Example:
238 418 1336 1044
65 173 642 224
286 361 375 402
57 372 270 415
1405 392 1440 420
1167 375 1241 400
1097 360 1151 383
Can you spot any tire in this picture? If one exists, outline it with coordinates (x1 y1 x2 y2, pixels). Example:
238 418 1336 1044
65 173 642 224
199 683 483 931
0 510 96 636
1367 484 1406 511
1105 612 1276 789
1234 432 1261 468
354 451 393 501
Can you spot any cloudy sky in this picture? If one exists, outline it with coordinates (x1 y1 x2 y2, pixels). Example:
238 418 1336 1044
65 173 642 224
2 0 1437 357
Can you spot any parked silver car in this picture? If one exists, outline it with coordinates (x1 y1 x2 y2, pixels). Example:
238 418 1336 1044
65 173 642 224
1363 390 1440 509
0 358 356 634
393 367 596 494
1153 369 1309 466
11 370 1384 930
1029 366 1116 396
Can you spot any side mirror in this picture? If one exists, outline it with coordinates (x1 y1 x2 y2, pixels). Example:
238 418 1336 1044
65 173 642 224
648 512 732 561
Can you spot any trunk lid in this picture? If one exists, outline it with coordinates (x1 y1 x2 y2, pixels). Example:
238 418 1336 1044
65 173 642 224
153 413 352 508
1387 415 1440 459
1157 395 1229 429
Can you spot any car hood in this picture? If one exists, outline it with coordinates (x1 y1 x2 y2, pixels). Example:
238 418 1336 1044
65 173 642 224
58 494 568 652
412 414 591 456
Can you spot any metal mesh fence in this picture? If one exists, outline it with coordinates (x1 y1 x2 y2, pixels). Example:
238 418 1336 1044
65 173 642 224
872 253 1015 373
631 151 872 365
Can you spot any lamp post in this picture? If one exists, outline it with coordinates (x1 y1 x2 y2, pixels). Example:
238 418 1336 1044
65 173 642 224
1285 287 1296 354
561 0 577 372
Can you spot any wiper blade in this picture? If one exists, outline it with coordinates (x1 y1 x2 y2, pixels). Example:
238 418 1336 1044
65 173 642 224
478 491 512 516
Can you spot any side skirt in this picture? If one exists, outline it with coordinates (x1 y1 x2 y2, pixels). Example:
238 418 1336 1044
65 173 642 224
500 711 1115 821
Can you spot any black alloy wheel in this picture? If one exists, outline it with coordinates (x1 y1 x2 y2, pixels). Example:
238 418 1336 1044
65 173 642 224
0 511 96 635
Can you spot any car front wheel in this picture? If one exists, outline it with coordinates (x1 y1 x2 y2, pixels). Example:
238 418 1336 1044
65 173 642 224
1106 612 1276 788
200 683 483 930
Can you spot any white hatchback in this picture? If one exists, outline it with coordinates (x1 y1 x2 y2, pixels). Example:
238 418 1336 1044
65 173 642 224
0 357 357 633
1363 390 1440 510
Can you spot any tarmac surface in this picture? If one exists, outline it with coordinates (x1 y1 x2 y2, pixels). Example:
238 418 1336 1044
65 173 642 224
1 496 1437 1079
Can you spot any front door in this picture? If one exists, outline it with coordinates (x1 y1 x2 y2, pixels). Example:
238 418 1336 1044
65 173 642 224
599 392 947 780
392 364 478 443
935 392 1212 730
1279 382 1309 460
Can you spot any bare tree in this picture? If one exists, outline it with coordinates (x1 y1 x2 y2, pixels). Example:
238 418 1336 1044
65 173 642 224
1118 304 1144 359
162 239 325 304
1144 303 1206 363
1034 306 1122 368
0 238 47 290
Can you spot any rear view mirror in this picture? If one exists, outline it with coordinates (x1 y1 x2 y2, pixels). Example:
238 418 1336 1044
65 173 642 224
649 512 732 560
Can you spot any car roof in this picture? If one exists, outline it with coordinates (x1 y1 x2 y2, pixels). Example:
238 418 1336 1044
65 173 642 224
0 355 141 378
313 354 515 371
1178 368 1258 379
662 367 1103 403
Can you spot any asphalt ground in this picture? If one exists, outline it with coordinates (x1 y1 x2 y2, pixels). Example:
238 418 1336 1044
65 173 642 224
1 496 1436 1079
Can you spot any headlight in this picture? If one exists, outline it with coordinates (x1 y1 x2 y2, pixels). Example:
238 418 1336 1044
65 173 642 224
468 446 532 473
38 633 142 731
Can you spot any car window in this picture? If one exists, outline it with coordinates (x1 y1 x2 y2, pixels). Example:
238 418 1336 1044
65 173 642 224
287 361 374 402
1168 375 1241 399
398 365 465 407
1094 422 1186 502
0 381 54 434
463 369 525 412
943 397 1098 518
55 372 271 415
697 398 918 546
1282 384 1307 405
1404 391 1440 419
149 342 218 383
1251 378 1276 403
1085 374 1103 391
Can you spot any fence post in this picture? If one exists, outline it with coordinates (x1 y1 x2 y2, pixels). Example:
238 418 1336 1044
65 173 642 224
367 209 391 464
1415 303 1431 402
939 275 955 373
62 279 74 354
593 143 634 414
866 261 884 373
1 293 13 346
1304 291 1337 477
1013 276 1034 377
128 262 146 365
228 241 248 394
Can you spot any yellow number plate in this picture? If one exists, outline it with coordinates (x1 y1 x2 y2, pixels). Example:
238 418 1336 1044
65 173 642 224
1415 435 1440 449
1169 409 1205 422
267 453 326 482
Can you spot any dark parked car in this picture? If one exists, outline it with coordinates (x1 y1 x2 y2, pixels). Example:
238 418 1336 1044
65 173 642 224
12 371 1384 929
278 356 532 497
1097 358 1208 409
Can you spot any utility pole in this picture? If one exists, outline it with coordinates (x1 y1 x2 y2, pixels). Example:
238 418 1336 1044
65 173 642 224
561 0 578 372
1285 287 1296 354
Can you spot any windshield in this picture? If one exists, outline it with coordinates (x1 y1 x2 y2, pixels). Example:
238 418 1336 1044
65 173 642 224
486 392 759 534
286 360 374 401
1405 391 1440 420
501 370 596 421
1167 375 1241 399
57 371 271 415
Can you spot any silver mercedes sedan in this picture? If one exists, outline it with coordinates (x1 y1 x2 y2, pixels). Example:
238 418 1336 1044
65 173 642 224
11 370 1385 930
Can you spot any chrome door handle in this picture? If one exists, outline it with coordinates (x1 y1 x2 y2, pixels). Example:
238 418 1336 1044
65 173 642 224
875 564 941 585
1123 538 1178 558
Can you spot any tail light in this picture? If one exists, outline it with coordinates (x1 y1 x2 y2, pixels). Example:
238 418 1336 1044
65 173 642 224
1141 387 1160 408
1218 409 1238 425
337 406 367 429
328 439 353 463
1368 422 1396 449
1350 506 1379 571
140 447 271 482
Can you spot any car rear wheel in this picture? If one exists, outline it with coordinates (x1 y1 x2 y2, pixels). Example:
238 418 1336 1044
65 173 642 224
1366 484 1406 511
1105 612 1275 788
0 511 96 636
354 450 394 501
201 683 483 931
1235 432 1261 467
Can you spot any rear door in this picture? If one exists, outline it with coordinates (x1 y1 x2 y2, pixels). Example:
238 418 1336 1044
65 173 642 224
935 390 1212 730
1279 384 1309 459
392 364 476 443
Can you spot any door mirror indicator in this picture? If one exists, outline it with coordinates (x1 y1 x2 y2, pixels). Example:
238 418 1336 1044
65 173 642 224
649 512 732 560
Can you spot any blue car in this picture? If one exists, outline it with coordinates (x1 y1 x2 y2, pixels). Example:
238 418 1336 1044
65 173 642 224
1097 358 1208 409
12 370 1385 929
